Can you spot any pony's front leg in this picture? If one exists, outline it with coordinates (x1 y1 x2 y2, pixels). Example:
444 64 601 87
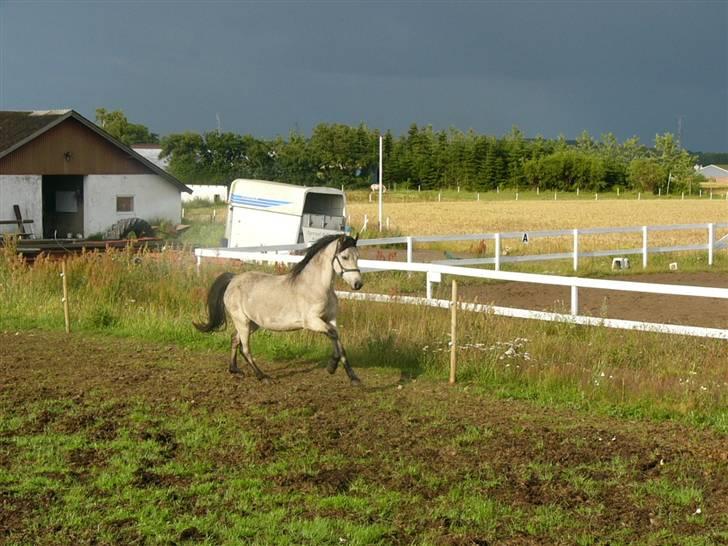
307 318 360 386
326 320 342 375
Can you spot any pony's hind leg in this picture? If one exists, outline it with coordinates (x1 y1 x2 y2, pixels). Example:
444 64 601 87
229 332 242 374
238 321 272 383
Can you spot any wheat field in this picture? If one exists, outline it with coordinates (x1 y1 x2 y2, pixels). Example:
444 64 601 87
349 198 727 253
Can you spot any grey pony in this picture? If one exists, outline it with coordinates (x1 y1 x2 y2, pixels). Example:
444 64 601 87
194 234 364 385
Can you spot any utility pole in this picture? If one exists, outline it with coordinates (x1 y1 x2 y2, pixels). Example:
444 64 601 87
378 135 383 232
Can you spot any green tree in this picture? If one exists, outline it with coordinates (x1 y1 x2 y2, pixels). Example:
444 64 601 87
95 108 159 145
627 158 666 193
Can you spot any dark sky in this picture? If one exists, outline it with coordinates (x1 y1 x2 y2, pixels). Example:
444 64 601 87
1 1 726 151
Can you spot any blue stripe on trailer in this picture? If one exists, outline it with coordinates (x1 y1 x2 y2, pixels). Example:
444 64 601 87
230 194 291 208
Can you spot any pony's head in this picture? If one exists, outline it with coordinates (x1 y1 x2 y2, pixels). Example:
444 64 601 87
333 234 363 290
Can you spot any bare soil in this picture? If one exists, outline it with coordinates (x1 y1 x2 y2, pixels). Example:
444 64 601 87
1 331 727 543
359 246 728 329
456 272 728 329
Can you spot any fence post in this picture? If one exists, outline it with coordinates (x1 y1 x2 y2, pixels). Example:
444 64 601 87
406 236 413 278
642 226 648 268
61 260 70 334
572 229 579 272
196 255 202 275
570 285 578 316
450 280 458 384
494 233 501 271
708 223 714 266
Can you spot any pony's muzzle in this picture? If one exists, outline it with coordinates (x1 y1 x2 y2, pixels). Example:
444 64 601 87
353 280 363 291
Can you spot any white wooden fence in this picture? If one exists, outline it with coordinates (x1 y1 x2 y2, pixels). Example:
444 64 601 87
357 222 728 271
194 222 728 340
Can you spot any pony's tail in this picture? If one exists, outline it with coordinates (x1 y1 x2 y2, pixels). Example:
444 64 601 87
194 272 235 333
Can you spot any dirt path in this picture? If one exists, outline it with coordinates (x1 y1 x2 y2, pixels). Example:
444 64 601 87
2 331 727 544
360 252 728 329
454 272 728 329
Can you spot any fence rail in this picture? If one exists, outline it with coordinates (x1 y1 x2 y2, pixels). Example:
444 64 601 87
199 221 726 273
194 224 728 340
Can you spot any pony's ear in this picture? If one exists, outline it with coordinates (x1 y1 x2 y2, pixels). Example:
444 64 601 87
354 234 359 245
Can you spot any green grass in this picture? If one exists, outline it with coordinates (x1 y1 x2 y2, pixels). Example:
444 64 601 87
5 393 722 545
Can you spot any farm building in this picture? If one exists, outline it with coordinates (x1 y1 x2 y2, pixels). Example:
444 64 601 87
695 164 728 184
0 109 191 238
131 145 228 203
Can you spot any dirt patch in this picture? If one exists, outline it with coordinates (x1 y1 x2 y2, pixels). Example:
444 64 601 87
1 331 726 543
447 271 728 329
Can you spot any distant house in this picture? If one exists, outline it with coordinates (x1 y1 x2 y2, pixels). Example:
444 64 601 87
695 164 728 184
0 109 191 238
131 145 229 204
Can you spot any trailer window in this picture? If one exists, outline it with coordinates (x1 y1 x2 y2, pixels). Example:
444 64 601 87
303 193 344 216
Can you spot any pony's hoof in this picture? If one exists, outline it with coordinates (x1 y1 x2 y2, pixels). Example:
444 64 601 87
350 377 362 386
257 375 273 384
326 360 338 374
229 367 242 374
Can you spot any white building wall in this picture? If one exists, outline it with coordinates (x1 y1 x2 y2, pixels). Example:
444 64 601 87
182 184 229 203
84 174 182 235
0 175 42 236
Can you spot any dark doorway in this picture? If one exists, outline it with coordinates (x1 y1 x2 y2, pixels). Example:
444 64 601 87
42 175 84 238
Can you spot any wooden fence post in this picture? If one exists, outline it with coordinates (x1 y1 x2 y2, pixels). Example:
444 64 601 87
449 280 458 384
61 260 70 333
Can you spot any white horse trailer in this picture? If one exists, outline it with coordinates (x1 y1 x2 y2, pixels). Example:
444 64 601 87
224 179 347 248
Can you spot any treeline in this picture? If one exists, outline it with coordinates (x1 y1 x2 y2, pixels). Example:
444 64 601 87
160 124 704 194
97 109 707 194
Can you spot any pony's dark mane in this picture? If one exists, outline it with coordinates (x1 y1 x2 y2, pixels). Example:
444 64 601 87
290 234 357 278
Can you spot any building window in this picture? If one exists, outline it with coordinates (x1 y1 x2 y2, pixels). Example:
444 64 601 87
116 196 134 213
